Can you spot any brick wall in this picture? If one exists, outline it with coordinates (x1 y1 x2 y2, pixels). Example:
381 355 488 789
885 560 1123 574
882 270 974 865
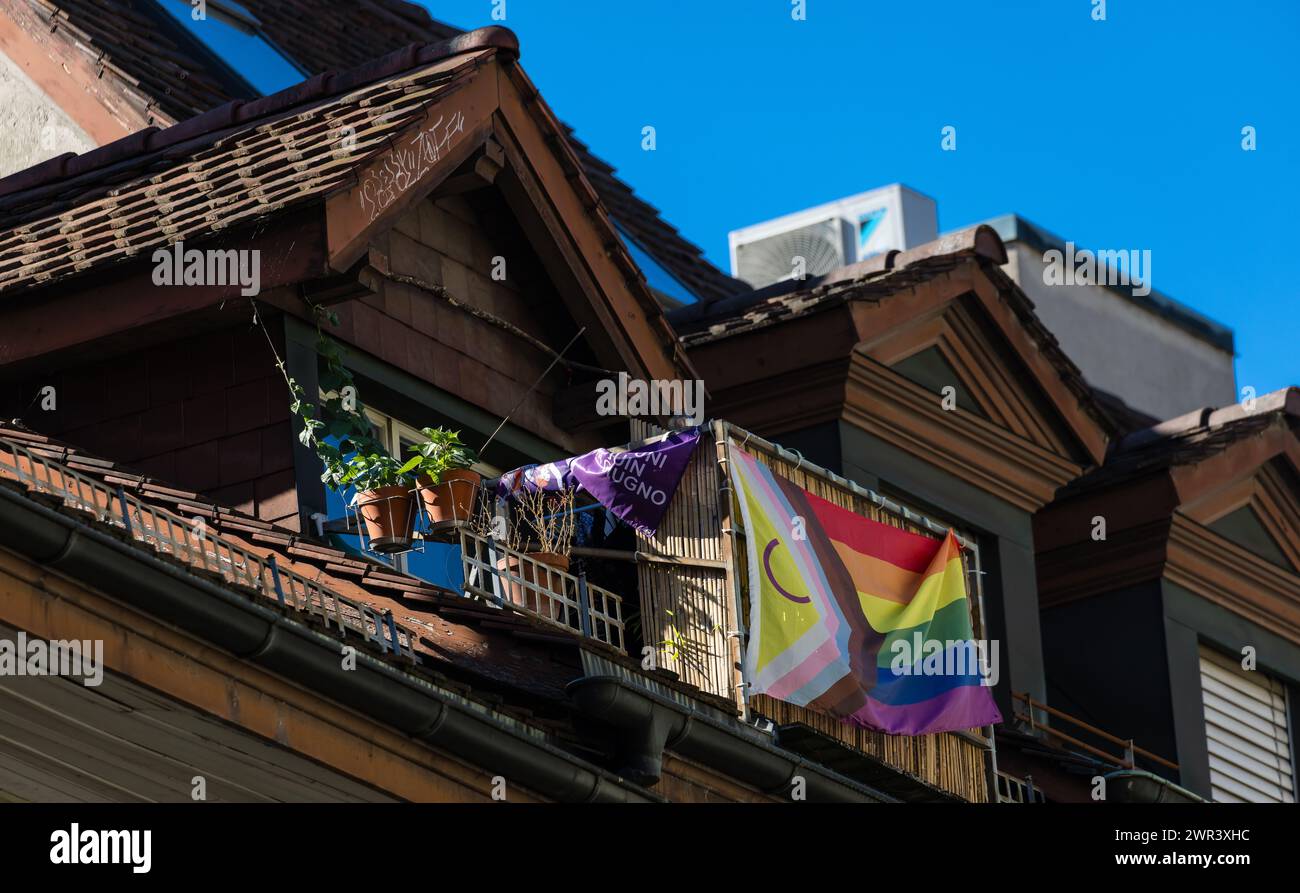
4 324 299 529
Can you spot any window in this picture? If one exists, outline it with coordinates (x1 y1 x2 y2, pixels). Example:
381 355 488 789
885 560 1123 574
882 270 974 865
616 225 699 307
157 0 308 95
320 407 498 592
1199 645 1295 802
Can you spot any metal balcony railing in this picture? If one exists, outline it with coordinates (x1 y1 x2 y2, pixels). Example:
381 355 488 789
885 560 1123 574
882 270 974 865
1013 691 1179 772
0 437 418 661
458 527 626 653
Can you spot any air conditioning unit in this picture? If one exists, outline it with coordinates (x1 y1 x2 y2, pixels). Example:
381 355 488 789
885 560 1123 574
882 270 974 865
729 185 938 289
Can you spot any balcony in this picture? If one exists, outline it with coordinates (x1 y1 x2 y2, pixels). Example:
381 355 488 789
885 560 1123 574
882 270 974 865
416 419 1000 802
1011 691 1180 774
458 527 626 653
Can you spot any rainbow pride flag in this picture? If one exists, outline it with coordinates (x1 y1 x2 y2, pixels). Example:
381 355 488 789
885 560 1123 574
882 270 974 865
729 446 1002 735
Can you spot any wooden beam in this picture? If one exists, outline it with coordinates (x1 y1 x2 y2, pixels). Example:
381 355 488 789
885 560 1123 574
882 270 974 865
432 148 505 198
325 63 499 273
495 72 685 380
491 125 638 376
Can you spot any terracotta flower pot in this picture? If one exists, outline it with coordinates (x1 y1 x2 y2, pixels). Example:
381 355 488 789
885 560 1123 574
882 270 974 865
496 551 570 617
417 468 482 523
356 485 417 553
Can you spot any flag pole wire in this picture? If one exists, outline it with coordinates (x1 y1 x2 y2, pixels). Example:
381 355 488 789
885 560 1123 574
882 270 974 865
480 327 587 460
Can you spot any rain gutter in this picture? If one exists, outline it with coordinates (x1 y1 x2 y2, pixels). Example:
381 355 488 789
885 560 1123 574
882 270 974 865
0 483 657 803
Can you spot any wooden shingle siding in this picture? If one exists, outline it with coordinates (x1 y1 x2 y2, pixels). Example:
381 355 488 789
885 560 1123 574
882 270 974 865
1 324 298 528
347 195 606 455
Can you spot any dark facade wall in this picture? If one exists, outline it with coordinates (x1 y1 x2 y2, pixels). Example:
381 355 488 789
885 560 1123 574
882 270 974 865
1040 581 1179 773
762 420 842 474
1 324 299 529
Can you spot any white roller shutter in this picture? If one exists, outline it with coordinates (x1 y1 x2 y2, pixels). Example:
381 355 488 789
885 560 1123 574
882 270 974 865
1199 646 1295 803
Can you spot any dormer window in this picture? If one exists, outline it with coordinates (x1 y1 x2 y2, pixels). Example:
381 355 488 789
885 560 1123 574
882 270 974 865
616 225 699 308
156 0 308 95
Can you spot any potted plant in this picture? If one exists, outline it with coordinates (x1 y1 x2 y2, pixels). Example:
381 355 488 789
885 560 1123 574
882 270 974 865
338 450 418 554
403 427 481 524
284 339 417 554
498 488 576 616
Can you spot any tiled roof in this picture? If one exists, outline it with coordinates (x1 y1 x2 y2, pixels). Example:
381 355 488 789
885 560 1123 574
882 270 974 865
668 225 1011 344
670 225 1118 438
563 128 750 305
12 0 745 305
242 0 462 74
1089 387 1160 437
0 35 499 293
19 0 236 122
1060 387 1300 495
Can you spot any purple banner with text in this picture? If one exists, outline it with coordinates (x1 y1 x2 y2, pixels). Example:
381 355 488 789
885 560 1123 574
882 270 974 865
498 427 701 538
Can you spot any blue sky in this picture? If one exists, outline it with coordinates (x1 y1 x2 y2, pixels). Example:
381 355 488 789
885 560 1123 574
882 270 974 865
421 0 1299 397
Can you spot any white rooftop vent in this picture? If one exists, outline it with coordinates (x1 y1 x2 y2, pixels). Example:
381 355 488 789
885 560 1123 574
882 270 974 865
729 184 938 289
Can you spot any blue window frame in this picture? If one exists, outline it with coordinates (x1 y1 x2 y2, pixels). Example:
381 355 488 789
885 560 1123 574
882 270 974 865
322 483 466 593
319 407 499 594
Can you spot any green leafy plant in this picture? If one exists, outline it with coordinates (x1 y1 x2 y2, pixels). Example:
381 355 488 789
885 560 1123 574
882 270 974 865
336 449 413 493
400 427 479 482
273 305 413 495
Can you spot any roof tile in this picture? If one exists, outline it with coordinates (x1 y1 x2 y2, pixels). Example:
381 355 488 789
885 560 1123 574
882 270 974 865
0 43 496 293
18 0 744 306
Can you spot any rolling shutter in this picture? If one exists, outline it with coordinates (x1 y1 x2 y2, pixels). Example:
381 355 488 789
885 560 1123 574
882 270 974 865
1199 646 1295 803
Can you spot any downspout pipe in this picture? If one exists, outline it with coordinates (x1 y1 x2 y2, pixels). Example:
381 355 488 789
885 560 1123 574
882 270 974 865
568 675 894 803
0 485 656 804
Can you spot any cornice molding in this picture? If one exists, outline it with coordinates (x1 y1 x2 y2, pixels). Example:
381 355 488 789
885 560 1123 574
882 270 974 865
846 354 1083 512
1036 518 1170 608
1166 514 1300 647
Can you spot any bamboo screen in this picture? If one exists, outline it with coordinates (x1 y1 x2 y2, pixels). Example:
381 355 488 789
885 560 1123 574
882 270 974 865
631 419 737 706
